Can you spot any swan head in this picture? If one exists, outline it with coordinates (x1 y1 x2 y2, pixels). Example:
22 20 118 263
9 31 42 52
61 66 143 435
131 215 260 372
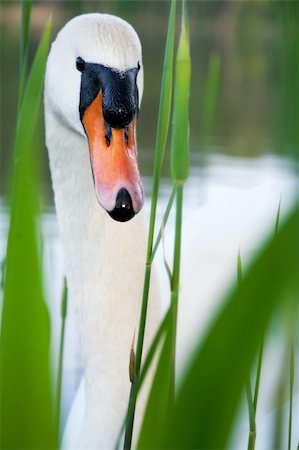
45 13 144 222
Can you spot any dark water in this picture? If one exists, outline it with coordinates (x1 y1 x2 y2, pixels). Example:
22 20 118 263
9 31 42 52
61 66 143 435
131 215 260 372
0 1 293 199
0 153 298 447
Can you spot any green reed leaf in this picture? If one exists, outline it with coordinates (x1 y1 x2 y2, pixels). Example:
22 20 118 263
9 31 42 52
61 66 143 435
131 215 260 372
163 200 299 448
138 2 191 445
0 18 55 449
18 0 32 112
171 1 191 183
124 2 177 447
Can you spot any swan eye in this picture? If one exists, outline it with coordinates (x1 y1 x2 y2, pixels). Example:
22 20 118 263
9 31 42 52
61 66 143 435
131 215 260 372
76 57 86 72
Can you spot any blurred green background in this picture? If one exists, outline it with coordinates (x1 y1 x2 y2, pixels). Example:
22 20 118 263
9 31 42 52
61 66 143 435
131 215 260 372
0 0 290 199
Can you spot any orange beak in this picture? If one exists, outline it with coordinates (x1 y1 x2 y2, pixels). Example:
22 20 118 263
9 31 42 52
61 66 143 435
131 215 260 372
82 91 144 221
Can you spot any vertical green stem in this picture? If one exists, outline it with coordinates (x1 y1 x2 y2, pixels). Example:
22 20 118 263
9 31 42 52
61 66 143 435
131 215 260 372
135 0 176 378
123 2 176 447
246 379 256 450
18 0 32 114
273 354 288 450
150 185 177 263
115 308 171 450
239 251 256 450
253 339 264 413
135 264 151 376
169 183 183 397
288 338 294 450
253 200 281 425
123 384 135 450
0 258 6 290
55 278 68 441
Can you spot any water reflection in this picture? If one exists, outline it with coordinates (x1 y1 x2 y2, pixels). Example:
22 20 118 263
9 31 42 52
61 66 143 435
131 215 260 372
0 153 298 445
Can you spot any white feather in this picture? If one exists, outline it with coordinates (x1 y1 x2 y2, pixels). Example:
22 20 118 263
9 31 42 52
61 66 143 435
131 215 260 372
44 14 159 449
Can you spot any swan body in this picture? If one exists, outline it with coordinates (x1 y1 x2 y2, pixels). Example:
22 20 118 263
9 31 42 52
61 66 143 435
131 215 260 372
45 13 160 448
44 12 299 450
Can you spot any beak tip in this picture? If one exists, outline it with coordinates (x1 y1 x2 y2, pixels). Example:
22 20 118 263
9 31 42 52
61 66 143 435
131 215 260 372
107 187 137 222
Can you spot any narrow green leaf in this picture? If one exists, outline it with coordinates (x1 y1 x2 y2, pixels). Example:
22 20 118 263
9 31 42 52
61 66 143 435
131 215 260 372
273 343 289 450
171 2 191 183
137 320 174 448
125 2 177 446
138 0 191 435
135 0 176 380
114 308 171 450
163 200 299 448
18 0 32 112
15 18 52 161
288 338 295 450
152 0 177 184
0 18 55 449
0 257 5 290
253 198 281 418
274 197 281 237
238 252 256 450
150 185 177 263
56 278 68 441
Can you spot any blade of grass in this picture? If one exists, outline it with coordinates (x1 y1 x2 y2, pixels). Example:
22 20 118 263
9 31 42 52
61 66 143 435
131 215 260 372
137 1 191 446
246 382 256 450
18 0 32 113
170 1 191 184
253 199 281 419
253 340 264 413
272 336 291 450
123 1 176 447
239 251 256 450
135 0 176 379
162 200 299 449
288 338 294 450
150 184 177 263
115 307 171 450
0 257 5 290
56 278 68 442
0 18 55 449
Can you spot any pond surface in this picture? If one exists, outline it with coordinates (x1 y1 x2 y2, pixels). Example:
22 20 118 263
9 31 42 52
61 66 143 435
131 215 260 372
0 153 298 448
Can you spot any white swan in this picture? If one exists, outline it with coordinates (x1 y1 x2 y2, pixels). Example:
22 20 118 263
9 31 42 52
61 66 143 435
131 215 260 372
44 13 161 449
44 12 299 450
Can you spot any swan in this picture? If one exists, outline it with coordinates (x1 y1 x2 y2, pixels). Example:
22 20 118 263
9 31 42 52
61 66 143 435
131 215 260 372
44 12 299 450
44 13 161 449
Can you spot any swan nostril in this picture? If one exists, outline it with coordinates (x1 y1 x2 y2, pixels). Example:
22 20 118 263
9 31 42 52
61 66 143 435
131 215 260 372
103 103 135 129
108 188 135 222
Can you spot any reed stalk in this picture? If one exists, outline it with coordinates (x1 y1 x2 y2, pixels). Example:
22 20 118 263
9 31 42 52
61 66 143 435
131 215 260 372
150 185 177 263
0 16 54 448
136 3 190 447
55 278 68 442
169 0 191 367
169 184 183 398
18 0 32 114
116 307 171 450
123 2 176 447
239 251 256 450
288 338 294 450
134 0 176 378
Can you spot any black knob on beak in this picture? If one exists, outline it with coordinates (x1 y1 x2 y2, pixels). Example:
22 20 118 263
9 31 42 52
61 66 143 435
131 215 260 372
108 188 135 222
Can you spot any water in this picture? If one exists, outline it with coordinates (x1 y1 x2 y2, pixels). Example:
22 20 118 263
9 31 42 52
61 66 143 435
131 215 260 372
1 153 298 447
